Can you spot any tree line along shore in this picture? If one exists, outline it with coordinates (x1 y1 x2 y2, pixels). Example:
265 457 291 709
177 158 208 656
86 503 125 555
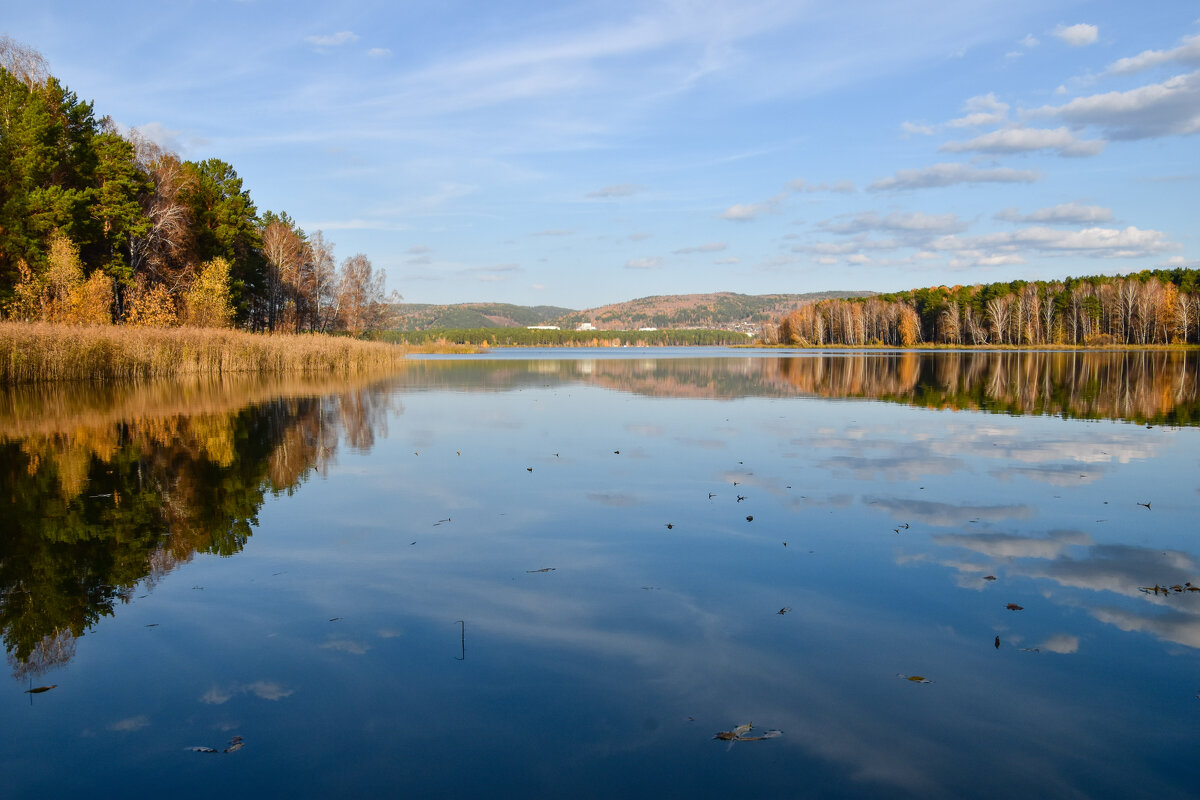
764 270 1200 347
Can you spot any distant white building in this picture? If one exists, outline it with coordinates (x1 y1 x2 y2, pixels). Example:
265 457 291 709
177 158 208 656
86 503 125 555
638 327 657 332
576 322 596 331
527 325 560 330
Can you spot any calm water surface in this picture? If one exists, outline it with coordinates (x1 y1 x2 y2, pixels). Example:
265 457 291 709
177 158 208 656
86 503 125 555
3 350 1200 798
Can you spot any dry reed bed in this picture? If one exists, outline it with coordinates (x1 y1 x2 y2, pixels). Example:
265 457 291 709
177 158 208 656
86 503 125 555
0 322 406 384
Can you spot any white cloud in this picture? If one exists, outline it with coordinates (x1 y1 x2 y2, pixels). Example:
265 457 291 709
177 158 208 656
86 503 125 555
1108 33 1200 74
713 257 740 264
1054 23 1098 47
673 242 727 254
625 256 663 269
406 245 431 254
994 203 1114 224
306 31 360 49
931 225 1176 259
627 232 653 241
721 193 785 221
586 183 644 198
819 211 968 236
201 681 294 704
868 162 1040 191
108 716 150 732
367 48 392 59
900 121 935 136
321 638 371 655
1038 634 1080 654
130 122 183 153
947 93 1010 128
1020 34 1039 48
1030 70 1200 140
940 126 1105 157
788 178 856 192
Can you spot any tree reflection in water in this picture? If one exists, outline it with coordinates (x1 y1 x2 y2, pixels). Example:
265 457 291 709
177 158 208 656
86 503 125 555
0 375 396 677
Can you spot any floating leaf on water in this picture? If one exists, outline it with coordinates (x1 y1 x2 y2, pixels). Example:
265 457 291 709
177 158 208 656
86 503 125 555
25 685 56 694
665 523 674 530
187 746 219 753
777 607 792 615
739 730 783 741
983 575 997 581
994 635 1001 649
714 722 780 742
1006 603 1024 611
746 515 754 522
224 736 244 753
710 724 748 743
897 673 932 684
526 567 556 573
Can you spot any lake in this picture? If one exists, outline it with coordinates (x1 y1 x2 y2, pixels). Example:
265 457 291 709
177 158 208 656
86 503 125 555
3 349 1199 798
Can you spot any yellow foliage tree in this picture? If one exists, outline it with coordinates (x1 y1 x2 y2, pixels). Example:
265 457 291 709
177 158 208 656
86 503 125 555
182 257 234 328
4 233 112 324
5 259 42 321
124 278 178 327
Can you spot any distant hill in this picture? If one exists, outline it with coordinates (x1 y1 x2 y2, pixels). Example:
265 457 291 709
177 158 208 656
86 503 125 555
392 291 870 333
391 303 574 330
555 292 870 333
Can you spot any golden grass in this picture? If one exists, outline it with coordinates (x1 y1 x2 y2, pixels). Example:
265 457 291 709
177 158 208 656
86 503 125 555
394 338 485 355
0 322 406 384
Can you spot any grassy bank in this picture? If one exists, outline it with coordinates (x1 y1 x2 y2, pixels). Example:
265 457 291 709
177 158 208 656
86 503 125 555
0 322 406 384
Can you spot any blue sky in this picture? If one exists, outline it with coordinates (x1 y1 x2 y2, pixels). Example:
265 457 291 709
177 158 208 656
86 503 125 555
6 1 1199 308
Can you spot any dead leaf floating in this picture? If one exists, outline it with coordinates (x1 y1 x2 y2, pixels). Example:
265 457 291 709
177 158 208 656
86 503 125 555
187 736 244 755
24 685 56 694
897 674 933 684
1006 603 1024 611
1139 583 1199 595
777 607 791 615
994 636 1001 649
526 567 556 573
746 515 754 522
983 575 997 581
713 722 782 742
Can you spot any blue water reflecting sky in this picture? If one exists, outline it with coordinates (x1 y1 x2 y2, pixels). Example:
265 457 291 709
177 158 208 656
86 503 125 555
4 353 1200 798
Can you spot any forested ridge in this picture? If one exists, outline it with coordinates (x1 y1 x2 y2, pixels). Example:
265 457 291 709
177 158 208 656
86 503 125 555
0 37 394 333
768 270 1200 347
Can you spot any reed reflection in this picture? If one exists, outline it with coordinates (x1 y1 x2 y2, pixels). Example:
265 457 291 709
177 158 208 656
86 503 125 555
0 376 395 678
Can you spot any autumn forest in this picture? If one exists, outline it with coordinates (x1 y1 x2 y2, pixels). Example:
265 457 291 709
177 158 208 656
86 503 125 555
0 37 395 335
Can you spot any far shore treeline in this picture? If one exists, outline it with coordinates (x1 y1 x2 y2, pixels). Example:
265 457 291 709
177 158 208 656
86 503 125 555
765 270 1200 347
0 37 396 336
381 328 748 347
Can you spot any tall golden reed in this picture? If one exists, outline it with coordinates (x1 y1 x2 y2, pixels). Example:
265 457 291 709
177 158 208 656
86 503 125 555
0 322 406 384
